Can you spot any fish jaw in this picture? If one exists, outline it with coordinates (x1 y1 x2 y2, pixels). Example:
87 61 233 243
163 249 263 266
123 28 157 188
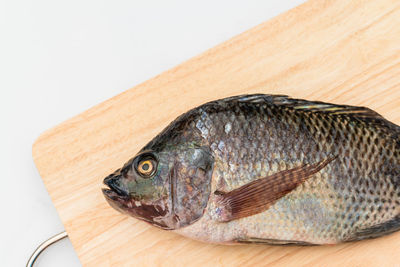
102 173 175 230
102 188 133 214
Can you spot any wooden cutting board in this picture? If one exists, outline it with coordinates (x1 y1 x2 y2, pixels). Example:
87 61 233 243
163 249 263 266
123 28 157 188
33 0 400 266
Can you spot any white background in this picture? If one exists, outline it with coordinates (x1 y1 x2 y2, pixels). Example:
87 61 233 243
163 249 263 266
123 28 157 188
0 1 305 266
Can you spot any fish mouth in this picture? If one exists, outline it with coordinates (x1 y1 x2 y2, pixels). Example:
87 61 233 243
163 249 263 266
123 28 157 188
102 188 127 200
103 174 129 197
102 174 131 209
102 187 132 217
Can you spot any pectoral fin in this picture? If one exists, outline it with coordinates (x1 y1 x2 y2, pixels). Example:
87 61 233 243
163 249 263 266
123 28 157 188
214 157 336 222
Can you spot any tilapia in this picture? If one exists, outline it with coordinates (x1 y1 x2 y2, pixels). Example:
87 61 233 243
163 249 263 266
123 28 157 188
102 94 400 245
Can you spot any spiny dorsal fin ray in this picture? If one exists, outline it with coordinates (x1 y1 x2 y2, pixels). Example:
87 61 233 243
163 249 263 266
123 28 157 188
224 94 384 120
214 157 336 222
221 94 400 136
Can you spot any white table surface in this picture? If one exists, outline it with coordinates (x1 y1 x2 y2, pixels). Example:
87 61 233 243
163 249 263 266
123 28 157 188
0 1 305 266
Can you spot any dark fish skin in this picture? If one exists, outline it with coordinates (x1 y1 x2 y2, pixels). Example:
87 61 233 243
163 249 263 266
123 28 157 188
103 94 400 245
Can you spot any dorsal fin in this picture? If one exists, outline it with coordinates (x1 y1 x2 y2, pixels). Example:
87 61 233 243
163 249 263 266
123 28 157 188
221 94 399 132
224 94 383 119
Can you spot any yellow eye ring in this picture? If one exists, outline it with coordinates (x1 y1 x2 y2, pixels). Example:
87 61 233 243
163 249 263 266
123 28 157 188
137 159 155 177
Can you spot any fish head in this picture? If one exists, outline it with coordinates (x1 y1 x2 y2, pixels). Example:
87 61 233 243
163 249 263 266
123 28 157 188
102 143 214 230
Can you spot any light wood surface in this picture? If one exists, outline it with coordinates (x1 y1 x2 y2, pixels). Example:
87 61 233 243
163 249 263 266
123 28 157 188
32 0 400 266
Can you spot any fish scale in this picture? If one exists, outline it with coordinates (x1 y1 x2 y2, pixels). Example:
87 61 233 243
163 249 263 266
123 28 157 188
175 96 400 243
103 94 400 244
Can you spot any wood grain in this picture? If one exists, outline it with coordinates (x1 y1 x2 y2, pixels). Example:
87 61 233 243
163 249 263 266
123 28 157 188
33 0 400 266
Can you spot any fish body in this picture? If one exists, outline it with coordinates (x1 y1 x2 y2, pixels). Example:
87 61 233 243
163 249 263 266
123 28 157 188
103 94 400 245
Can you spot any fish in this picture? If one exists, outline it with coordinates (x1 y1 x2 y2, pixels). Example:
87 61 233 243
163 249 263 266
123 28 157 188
102 94 400 245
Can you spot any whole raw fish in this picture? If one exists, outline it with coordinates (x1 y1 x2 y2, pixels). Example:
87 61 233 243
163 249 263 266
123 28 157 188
102 94 400 245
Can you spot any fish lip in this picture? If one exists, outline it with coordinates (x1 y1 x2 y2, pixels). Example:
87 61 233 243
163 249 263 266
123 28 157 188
102 188 130 202
102 188 117 199
103 174 129 197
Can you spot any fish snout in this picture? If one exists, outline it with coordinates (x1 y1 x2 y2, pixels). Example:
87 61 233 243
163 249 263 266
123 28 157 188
103 174 129 196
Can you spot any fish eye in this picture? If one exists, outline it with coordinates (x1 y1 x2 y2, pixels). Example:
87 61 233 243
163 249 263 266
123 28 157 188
135 154 157 178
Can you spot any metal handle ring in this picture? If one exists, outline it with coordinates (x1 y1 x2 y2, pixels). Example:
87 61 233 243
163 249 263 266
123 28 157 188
26 231 68 267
